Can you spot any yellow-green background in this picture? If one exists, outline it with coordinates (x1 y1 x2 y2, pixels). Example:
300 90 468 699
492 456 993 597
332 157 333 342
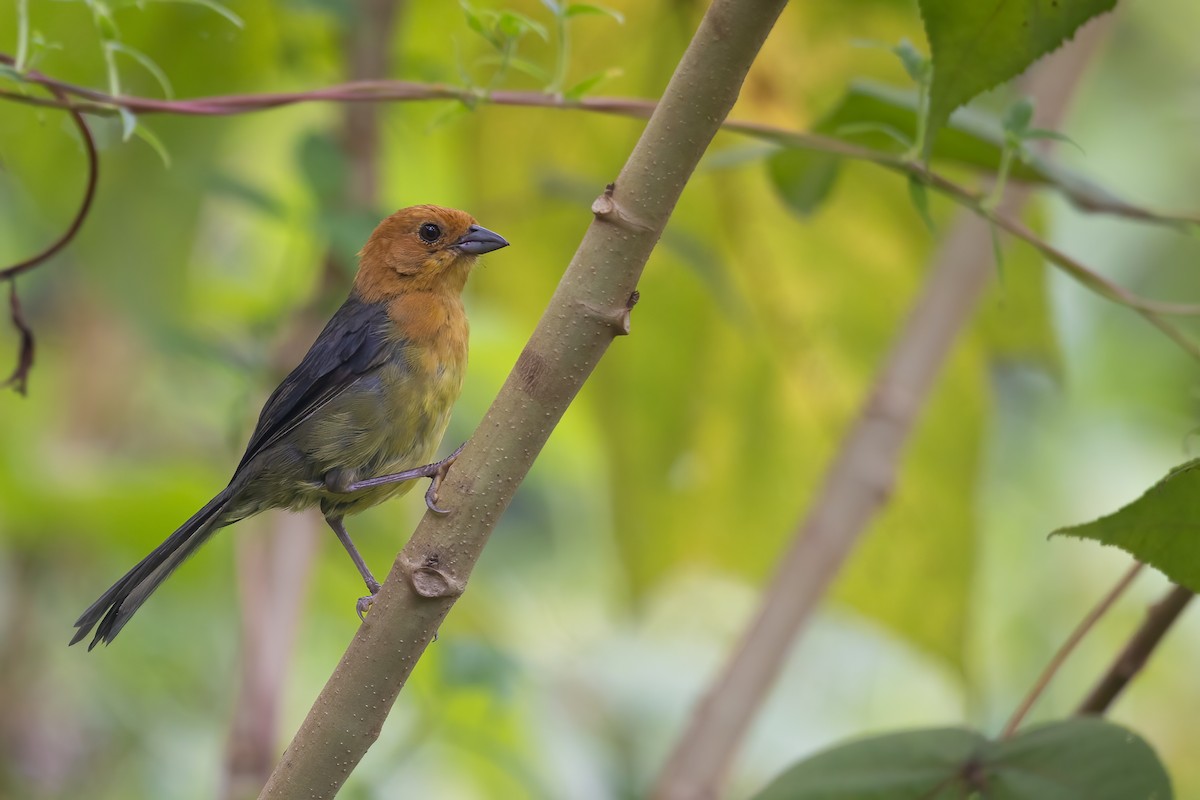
2 0 1199 797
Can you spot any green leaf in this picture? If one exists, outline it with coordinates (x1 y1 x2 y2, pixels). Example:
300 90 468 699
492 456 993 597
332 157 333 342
811 82 1158 222
833 121 913 150
133 121 171 167
476 54 550 83
766 149 842 218
891 39 929 84
426 100 473 132
1003 98 1034 136
702 142 783 171
1023 128 1085 154
985 719 1173 799
753 727 985 800
918 0 1117 155
1054 460 1200 593
88 0 121 41
497 10 548 41
26 29 64 71
815 81 1023 170
751 719 1171 800
565 3 624 23
117 106 138 142
148 0 245 28
106 41 175 99
907 174 935 232
461 2 502 49
564 67 621 100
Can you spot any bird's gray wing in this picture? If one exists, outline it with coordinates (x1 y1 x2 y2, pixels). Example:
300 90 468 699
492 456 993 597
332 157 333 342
233 294 395 473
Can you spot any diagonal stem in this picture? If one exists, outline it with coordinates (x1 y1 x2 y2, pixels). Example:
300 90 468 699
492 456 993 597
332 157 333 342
1076 583 1195 715
651 21 1109 798
1002 561 1143 738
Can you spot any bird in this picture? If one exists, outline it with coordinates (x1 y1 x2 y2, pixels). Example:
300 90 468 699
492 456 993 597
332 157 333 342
71 205 508 650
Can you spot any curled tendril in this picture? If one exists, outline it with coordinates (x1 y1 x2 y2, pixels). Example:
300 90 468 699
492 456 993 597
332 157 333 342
1 53 99 394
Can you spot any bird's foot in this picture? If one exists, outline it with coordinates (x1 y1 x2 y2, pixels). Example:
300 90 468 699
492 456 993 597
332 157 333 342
424 442 466 515
343 443 468 514
357 578 382 621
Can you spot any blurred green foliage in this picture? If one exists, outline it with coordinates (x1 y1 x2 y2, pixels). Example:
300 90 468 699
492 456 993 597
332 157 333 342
2 0 1200 798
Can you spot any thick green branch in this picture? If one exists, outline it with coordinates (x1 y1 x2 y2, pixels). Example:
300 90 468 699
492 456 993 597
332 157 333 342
256 0 788 796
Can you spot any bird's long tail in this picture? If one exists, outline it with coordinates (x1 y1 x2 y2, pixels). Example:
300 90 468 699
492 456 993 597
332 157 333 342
71 487 235 650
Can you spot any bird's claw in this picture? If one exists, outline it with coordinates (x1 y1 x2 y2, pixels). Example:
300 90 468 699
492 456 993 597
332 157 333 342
425 481 449 515
356 577 382 620
356 593 377 621
423 442 466 515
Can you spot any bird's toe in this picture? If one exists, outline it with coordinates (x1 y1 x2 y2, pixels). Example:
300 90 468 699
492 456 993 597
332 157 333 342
356 593 377 621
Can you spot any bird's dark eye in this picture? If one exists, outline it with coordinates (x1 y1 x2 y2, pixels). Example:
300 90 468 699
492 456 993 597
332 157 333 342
418 223 441 243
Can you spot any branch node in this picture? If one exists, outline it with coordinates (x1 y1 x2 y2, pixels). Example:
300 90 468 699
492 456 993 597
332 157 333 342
579 290 640 337
591 182 652 232
399 551 464 599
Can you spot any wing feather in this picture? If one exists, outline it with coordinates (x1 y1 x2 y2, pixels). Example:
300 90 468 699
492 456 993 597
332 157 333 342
234 294 394 473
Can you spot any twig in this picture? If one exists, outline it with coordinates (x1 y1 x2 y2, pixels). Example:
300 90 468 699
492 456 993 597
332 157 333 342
1076 583 1195 715
4 55 1198 230
650 21 1108 799
1001 561 1143 738
256 0 789 796
910 172 1200 361
0 281 35 395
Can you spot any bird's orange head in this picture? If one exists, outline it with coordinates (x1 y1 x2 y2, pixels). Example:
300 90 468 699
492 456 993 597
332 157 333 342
354 205 508 302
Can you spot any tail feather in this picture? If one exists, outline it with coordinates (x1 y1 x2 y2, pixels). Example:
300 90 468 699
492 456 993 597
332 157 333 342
71 488 234 650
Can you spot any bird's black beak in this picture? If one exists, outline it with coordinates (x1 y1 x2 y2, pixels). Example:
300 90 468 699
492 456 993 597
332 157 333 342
454 224 509 255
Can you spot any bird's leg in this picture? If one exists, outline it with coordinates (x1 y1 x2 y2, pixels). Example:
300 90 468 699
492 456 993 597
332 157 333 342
325 515 381 620
343 443 466 515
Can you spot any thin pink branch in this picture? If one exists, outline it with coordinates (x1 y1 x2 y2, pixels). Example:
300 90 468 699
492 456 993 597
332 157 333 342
1001 561 1143 738
4 52 1198 232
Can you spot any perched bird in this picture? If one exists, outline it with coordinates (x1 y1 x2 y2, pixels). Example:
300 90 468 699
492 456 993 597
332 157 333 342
71 205 508 650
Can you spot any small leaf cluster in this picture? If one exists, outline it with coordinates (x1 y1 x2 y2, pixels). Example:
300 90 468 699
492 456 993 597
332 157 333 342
457 0 623 101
